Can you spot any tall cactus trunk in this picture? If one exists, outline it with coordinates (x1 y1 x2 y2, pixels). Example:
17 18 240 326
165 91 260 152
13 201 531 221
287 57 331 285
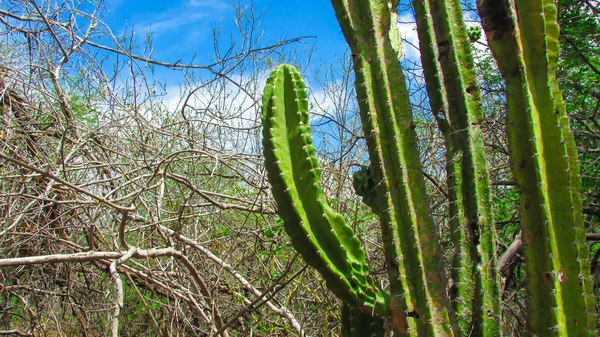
329 0 458 335
407 4 469 332
477 0 597 335
542 4 596 329
412 0 501 335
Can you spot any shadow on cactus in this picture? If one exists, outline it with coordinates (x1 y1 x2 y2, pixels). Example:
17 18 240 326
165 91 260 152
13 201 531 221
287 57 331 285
352 165 381 214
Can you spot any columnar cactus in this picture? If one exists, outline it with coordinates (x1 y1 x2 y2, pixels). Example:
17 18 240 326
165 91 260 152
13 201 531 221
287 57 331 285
329 0 458 335
412 0 501 335
477 1 597 335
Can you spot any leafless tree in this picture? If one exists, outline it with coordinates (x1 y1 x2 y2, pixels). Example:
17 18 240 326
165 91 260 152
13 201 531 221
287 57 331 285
0 1 334 336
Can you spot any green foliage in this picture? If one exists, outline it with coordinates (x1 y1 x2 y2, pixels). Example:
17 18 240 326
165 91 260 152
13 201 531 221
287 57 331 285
557 0 600 206
69 94 99 125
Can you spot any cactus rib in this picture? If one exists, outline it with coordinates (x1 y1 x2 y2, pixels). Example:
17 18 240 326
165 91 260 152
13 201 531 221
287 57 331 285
261 64 386 313
341 302 386 337
516 1 594 334
543 2 596 328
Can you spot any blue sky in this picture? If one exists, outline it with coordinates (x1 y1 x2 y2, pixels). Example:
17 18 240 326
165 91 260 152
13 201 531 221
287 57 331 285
102 0 351 71
96 0 430 131
98 0 426 113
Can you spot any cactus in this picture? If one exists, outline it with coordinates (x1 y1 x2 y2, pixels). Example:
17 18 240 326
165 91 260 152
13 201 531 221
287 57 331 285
261 0 596 336
543 4 596 329
330 0 459 335
261 64 386 313
412 0 501 335
477 0 597 335
341 302 386 337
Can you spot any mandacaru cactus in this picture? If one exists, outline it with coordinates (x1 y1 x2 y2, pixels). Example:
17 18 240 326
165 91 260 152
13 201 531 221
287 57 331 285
330 0 457 335
341 302 386 337
261 64 386 314
261 0 597 336
477 0 597 335
412 0 501 335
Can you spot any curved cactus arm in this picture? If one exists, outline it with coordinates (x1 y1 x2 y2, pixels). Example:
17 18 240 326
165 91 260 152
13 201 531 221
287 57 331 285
341 302 386 337
261 64 386 313
412 0 501 334
330 0 459 336
477 0 596 335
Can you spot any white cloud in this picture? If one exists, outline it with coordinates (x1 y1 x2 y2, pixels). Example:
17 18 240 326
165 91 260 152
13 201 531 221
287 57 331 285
396 13 421 62
161 73 263 128
310 88 334 116
148 76 262 152
136 13 208 35
134 0 230 36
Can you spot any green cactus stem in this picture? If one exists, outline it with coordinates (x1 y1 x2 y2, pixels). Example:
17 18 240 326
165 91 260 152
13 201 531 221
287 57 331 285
261 64 386 313
543 3 596 328
341 302 386 337
406 6 468 333
330 0 459 335
411 0 473 331
412 0 501 334
352 165 381 214
477 0 597 335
